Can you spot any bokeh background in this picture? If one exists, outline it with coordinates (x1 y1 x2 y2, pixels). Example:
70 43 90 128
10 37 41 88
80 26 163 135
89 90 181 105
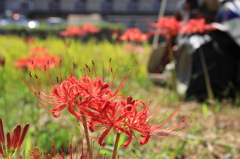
0 0 240 158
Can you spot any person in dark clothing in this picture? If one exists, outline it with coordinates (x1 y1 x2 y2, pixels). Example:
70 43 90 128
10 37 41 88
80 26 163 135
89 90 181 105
175 0 191 21
175 0 218 22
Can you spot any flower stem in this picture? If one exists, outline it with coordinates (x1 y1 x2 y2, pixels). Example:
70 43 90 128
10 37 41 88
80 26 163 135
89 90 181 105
82 116 93 159
112 133 121 159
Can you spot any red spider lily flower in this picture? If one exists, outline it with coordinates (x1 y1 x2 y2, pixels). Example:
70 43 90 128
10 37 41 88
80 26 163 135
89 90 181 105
86 100 125 147
87 96 196 148
21 59 196 149
0 118 29 158
119 28 149 43
81 24 101 34
180 18 215 34
15 55 60 70
47 76 85 118
99 97 151 147
79 75 126 100
15 46 59 70
60 26 87 37
22 60 128 120
24 37 35 44
83 96 146 147
147 16 181 38
30 46 49 56
134 102 195 146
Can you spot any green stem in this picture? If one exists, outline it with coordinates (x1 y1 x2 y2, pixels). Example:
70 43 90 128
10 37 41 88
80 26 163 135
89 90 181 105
82 116 93 159
199 46 214 101
112 133 121 159
0 67 9 128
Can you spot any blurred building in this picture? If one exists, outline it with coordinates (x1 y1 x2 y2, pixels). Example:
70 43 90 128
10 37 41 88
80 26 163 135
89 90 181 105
0 0 178 30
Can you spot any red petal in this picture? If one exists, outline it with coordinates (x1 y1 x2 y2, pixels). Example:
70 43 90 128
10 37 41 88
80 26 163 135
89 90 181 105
17 123 29 148
122 130 132 148
0 118 5 144
98 127 111 147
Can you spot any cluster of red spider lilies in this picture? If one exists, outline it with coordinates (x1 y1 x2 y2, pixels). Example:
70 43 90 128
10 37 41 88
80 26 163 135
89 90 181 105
59 18 214 41
59 24 101 37
147 16 215 39
19 58 196 159
0 18 213 159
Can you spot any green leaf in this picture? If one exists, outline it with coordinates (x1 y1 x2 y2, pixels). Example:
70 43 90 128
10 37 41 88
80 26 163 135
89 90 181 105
99 149 112 156
224 145 232 153
202 103 208 119
175 140 187 157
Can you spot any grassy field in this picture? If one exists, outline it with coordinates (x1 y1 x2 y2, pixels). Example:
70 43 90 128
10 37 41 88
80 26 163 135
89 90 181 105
0 35 239 159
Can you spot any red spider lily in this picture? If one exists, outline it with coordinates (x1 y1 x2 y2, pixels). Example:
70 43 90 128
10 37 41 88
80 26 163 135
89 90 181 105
148 16 180 38
180 18 215 34
60 26 87 37
81 24 101 34
30 46 49 56
22 60 128 120
86 96 196 148
119 28 149 43
85 97 146 147
0 118 29 158
15 45 60 70
15 55 60 70
47 76 86 118
22 59 197 152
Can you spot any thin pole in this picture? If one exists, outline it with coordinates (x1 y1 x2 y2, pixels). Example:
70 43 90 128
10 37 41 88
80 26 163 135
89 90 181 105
152 0 168 49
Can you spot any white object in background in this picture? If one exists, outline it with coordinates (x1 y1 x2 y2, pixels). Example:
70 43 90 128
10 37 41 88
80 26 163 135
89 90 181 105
223 18 240 47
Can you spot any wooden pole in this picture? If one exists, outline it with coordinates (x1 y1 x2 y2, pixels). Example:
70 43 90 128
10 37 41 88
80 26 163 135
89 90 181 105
152 0 168 49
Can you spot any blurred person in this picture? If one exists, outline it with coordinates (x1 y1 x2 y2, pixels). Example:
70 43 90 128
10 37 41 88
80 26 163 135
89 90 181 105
175 0 191 21
175 0 204 21
175 0 218 22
